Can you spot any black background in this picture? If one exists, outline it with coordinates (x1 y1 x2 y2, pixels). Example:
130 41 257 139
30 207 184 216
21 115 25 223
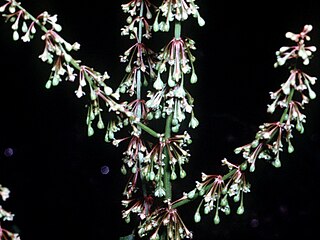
1 0 320 239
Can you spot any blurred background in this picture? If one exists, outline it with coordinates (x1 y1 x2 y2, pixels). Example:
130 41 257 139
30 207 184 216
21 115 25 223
0 0 319 239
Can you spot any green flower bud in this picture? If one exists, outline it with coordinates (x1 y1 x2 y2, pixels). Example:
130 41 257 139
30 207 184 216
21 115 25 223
52 74 60 86
288 143 294 153
147 112 153 120
125 215 130 223
126 16 132 24
220 196 228 207
194 211 201 223
171 171 177 180
240 162 247 171
87 125 94 137
249 163 255 172
224 206 231 215
149 171 155 181
21 22 28 32
204 205 210 214
199 188 205 196
13 30 19 41
188 189 196 199
222 187 228 195
121 165 127 175
190 72 198 84
233 194 240 202
64 53 72 63
171 118 179 126
197 15 206 27
97 119 105 129
237 205 244 215
272 158 281 168
45 80 52 89
153 19 159 32
104 86 113 95
296 122 304 133
214 214 220 225
180 169 186 178
172 125 180 133
155 110 161 119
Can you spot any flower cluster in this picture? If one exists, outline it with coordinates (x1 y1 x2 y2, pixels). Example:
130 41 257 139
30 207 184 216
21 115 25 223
119 42 157 96
138 200 193 240
122 195 154 222
146 37 199 132
191 159 250 224
0 185 20 240
235 24 317 170
3 1 317 240
153 0 205 32
117 1 204 238
274 24 316 67
1 0 143 146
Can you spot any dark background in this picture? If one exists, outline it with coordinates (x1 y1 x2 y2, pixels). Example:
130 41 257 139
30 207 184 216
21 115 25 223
1 0 320 239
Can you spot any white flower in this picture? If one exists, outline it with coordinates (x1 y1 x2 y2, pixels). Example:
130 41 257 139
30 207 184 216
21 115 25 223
0 186 10 201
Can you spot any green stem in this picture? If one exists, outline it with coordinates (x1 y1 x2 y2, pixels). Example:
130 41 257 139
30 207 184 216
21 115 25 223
174 21 181 39
163 113 173 200
280 88 295 123
136 2 147 198
162 20 182 202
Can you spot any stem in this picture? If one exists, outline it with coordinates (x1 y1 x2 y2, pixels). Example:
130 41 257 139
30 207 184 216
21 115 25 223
137 2 147 198
174 21 181 39
163 113 173 200
162 19 182 202
16 2 47 33
159 20 183 239
280 88 295 123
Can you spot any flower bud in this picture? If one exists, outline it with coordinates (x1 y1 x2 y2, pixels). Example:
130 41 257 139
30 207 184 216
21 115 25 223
288 143 294 153
171 171 177 180
204 205 210 214
87 125 94 137
180 169 186 178
13 31 19 41
187 189 196 199
237 205 244 215
194 211 201 223
214 214 220 225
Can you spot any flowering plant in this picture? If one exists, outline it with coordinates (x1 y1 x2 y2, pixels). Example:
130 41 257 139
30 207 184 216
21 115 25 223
0 0 317 239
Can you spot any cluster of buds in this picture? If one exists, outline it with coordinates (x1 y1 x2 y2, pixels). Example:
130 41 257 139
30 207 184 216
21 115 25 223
274 24 316 67
137 200 193 240
0 0 127 142
235 24 317 170
139 131 192 196
153 0 205 32
119 41 157 96
191 159 250 224
147 37 199 132
121 0 154 39
0 185 20 239
5 1 316 240
117 1 205 238
121 195 154 222
119 0 157 99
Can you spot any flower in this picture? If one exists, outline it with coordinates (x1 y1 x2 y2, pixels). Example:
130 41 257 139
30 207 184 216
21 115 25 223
138 200 193 240
274 24 316 67
154 0 205 32
0 185 10 201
